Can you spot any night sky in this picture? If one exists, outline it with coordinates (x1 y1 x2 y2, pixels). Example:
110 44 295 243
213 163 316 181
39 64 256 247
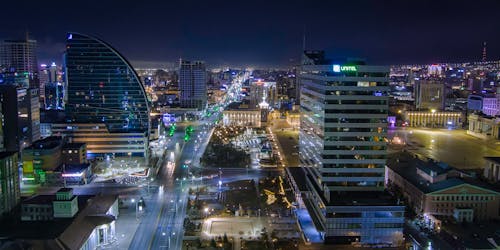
1 0 500 67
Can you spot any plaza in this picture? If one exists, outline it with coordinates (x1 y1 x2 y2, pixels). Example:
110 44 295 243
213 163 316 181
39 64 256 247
388 128 500 169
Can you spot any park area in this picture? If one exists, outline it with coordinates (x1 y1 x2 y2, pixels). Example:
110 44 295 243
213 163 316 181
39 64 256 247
201 126 251 168
183 173 301 250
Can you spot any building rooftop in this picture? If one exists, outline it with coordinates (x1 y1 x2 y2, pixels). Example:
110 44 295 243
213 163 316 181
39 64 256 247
225 101 258 111
40 109 67 123
0 151 17 159
22 195 55 205
57 188 73 193
59 163 91 173
415 159 450 176
484 156 500 165
0 195 93 239
0 194 118 250
62 143 86 150
24 136 62 150
388 152 500 194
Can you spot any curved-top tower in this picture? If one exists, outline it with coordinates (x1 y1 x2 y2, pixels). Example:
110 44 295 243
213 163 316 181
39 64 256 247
64 32 150 133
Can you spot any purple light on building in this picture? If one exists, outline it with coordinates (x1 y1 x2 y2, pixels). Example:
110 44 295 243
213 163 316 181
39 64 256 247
388 116 396 127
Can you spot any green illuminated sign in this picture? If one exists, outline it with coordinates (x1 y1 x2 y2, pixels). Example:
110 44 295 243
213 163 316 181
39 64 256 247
340 65 357 72
333 65 357 72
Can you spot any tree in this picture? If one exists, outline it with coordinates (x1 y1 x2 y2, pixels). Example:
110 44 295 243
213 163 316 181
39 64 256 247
223 233 229 243
210 238 217 248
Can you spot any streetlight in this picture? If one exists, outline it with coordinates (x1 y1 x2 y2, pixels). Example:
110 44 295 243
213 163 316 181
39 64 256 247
204 207 209 218
171 199 177 211
148 178 154 193
131 198 140 220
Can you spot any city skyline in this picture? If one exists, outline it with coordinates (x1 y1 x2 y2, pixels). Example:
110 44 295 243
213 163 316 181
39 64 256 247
1 0 500 67
1 1 500 249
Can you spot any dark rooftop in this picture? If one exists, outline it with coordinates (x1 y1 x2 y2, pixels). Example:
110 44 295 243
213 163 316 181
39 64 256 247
57 188 73 193
0 151 17 159
62 143 86 150
22 195 55 205
484 156 500 165
388 152 500 194
0 195 93 239
40 110 67 123
416 160 450 176
59 163 91 173
286 167 308 191
24 136 62 150
225 100 258 111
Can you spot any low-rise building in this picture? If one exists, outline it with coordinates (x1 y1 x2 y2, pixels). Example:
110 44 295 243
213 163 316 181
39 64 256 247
2 192 119 250
61 142 87 165
483 157 500 183
61 163 93 185
468 113 500 140
386 153 500 223
21 188 79 221
22 136 63 183
21 195 54 221
222 102 261 127
404 110 462 128
53 188 79 218
49 123 148 158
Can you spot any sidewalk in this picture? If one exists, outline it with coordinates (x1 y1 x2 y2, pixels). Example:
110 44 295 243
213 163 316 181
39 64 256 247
295 209 322 243
112 206 142 249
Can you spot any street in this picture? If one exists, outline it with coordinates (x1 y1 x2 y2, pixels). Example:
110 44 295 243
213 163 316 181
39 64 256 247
128 73 249 249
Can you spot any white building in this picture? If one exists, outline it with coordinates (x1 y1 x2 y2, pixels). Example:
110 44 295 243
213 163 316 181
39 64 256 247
484 157 500 183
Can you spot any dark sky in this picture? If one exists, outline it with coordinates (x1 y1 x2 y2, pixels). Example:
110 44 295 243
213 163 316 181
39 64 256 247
1 0 500 67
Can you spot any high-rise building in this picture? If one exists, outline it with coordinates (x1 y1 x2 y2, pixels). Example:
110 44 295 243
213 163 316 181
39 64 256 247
249 79 277 109
44 82 64 110
63 33 150 157
0 85 40 151
0 151 19 218
414 80 445 111
299 51 404 245
179 60 207 110
0 38 38 88
0 37 41 147
39 62 58 108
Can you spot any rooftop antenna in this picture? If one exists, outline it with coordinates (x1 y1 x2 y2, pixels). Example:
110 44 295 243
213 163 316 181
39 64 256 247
302 26 306 51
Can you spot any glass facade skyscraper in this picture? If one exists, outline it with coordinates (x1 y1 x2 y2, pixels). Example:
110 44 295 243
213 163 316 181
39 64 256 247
299 51 404 246
65 33 150 134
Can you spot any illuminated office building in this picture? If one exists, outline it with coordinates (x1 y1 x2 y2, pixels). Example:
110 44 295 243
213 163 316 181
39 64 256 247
0 85 40 151
64 33 150 156
299 51 404 246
